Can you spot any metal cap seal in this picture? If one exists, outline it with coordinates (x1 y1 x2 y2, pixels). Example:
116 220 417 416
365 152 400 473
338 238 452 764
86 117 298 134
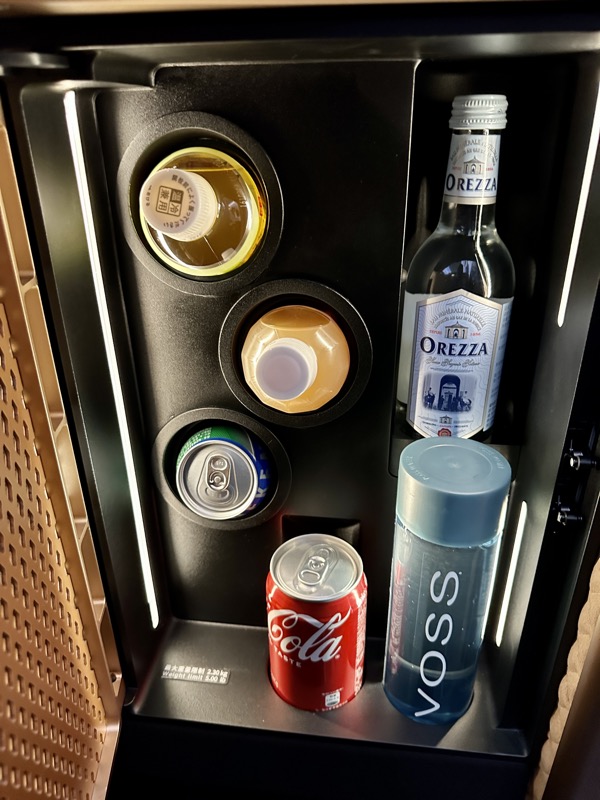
270 533 363 601
449 94 508 131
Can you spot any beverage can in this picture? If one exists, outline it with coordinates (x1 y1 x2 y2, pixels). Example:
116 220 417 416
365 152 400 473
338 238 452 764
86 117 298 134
175 424 271 520
266 533 367 711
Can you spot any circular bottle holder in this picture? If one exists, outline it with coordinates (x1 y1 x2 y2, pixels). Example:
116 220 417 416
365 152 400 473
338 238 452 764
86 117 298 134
152 408 291 529
219 279 373 428
116 111 284 296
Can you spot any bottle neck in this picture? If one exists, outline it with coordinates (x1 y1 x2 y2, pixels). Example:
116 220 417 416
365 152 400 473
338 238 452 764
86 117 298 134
437 199 497 237
437 128 502 236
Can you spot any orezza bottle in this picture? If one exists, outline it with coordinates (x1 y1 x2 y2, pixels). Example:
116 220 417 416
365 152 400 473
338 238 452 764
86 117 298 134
139 147 267 278
383 437 511 725
396 94 515 440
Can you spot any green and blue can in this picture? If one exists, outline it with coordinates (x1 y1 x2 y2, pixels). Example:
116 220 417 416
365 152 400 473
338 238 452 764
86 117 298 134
175 424 271 520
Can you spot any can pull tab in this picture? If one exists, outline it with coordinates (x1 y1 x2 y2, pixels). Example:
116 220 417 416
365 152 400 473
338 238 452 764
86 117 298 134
296 545 338 591
200 452 236 501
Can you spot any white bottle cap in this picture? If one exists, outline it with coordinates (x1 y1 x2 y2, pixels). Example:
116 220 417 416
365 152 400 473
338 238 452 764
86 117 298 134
449 94 508 131
140 168 219 242
255 338 318 401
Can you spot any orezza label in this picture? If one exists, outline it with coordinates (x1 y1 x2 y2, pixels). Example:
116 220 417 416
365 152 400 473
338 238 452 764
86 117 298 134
444 133 501 206
405 290 512 438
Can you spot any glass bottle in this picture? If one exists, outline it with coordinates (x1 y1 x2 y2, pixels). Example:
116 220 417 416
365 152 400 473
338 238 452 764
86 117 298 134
396 94 515 440
383 437 511 725
139 146 267 278
240 304 351 414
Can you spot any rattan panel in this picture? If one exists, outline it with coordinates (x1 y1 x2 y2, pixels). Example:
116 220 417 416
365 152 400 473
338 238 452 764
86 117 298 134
0 305 107 799
0 100 122 800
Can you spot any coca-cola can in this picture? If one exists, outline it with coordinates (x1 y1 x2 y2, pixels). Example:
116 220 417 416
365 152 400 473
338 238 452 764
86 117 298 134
266 533 367 711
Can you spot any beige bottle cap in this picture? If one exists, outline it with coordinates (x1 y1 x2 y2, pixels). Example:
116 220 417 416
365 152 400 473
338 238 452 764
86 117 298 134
255 338 318 401
140 167 219 242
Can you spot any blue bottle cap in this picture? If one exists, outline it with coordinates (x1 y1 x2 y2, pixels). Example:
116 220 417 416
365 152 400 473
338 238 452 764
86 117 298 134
396 438 511 547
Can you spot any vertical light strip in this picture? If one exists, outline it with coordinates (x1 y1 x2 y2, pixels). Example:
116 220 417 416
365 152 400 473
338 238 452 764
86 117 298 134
64 91 160 629
557 81 600 328
495 500 528 647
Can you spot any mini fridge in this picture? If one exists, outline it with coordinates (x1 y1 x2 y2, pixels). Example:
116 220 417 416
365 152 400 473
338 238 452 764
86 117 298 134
1 2 599 799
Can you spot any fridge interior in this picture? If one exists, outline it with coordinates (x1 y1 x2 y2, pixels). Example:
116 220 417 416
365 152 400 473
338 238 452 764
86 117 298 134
1 6 599 796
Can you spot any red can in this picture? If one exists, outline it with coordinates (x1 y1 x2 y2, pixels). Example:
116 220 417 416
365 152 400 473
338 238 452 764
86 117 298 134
266 533 367 711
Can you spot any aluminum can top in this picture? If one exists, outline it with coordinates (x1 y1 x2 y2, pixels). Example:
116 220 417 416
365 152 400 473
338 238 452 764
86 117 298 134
270 533 363 602
175 425 268 520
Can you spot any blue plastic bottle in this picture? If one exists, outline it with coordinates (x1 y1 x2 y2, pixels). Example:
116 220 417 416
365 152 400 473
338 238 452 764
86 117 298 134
383 437 511 725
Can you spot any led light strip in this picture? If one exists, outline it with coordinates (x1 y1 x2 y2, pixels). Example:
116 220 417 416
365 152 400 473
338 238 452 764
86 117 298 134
64 90 160 629
558 81 600 328
495 500 527 647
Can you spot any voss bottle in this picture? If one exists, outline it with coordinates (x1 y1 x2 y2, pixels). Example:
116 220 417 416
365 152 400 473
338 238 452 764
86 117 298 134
396 94 515 440
383 437 511 725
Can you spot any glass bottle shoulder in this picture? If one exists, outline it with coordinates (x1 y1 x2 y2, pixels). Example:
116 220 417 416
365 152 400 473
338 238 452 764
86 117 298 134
404 219 515 299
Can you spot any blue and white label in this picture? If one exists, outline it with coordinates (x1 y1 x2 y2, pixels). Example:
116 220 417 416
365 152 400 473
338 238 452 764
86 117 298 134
404 289 512 438
444 133 501 206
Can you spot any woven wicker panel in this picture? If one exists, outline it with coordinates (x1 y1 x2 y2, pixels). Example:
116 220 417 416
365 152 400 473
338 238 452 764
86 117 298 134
0 101 122 800
0 304 107 799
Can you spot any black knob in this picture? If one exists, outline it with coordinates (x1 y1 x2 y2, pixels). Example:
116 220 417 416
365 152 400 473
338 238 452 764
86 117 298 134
556 505 583 526
568 450 599 471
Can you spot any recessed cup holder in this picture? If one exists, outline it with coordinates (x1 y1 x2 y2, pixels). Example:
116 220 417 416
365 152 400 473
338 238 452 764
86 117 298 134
219 279 373 428
151 407 291 530
116 111 284 296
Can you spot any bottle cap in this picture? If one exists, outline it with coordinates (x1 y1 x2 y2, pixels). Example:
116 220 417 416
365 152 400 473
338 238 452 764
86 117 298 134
255 337 318 401
396 438 511 547
140 168 219 242
449 94 508 131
